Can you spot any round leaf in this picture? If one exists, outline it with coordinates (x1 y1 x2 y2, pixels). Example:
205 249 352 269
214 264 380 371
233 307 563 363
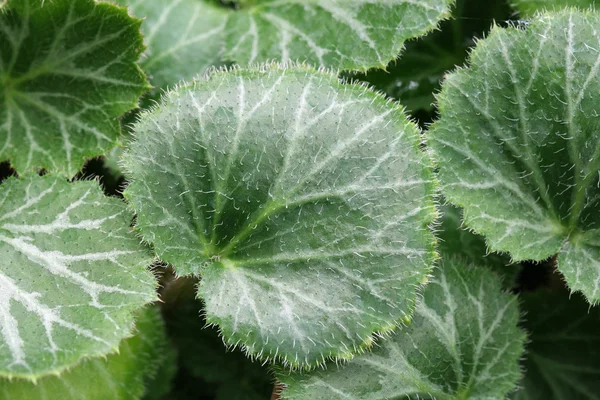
0 0 149 177
429 10 600 302
124 65 437 368
0 175 156 379
279 260 525 400
512 0 597 17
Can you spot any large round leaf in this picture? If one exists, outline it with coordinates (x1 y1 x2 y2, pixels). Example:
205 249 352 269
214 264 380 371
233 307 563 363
429 10 600 303
0 0 149 177
512 1 597 17
278 259 525 399
0 175 156 379
124 65 437 368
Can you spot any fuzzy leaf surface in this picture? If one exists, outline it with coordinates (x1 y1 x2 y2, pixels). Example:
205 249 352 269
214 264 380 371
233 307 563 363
124 65 437 368
114 0 227 93
0 175 156 379
0 0 148 177
429 10 600 302
512 289 600 399
0 306 168 400
512 0 597 16
279 260 525 399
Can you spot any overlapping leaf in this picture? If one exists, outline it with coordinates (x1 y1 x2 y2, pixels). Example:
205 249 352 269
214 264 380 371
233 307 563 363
0 306 170 400
278 260 525 399
0 175 156 379
429 10 600 303
512 0 597 16
116 0 452 74
114 0 227 93
124 65 437 368
0 0 149 177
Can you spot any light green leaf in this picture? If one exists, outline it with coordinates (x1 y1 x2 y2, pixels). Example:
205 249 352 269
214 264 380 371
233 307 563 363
114 0 228 93
278 259 525 400
512 0 597 17
0 0 149 177
115 0 452 73
438 203 521 288
123 65 437 368
428 10 600 302
512 289 600 400
0 306 169 400
0 174 156 379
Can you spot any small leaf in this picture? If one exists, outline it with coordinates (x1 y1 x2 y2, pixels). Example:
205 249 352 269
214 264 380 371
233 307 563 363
0 306 169 400
512 0 597 17
512 289 600 399
0 175 156 379
123 64 437 368
0 0 149 177
278 259 525 400
429 10 600 302
438 203 521 288
114 0 228 93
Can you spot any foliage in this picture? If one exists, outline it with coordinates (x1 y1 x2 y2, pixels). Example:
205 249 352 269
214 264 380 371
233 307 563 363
1 0 600 399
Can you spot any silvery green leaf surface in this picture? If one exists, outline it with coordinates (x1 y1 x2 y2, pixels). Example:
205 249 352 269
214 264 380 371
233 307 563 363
512 289 600 400
0 175 156 379
512 0 597 16
0 0 149 177
123 65 437 368
278 259 525 399
113 0 228 93
438 204 521 288
428 10 600 303
0 306 168 400
115 0 453 73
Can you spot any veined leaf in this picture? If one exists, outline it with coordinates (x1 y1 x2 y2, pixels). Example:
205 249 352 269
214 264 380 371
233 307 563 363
278 259 525 399
512 0 597 17
438 203 521 288
0 0 149 177
116 0 453 73
114 0 228 93
0 175 156 379
512 289 600 399
0 306 169 400
429 10 600 303
123 65 437 368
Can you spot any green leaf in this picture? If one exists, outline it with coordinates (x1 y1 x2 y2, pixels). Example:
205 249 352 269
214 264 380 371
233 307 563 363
0 174 156 379
0 0 149 177
115 0 452 73
0 306 169 400
512 289 600 399
428 10 600 302
512 0 597 17
438 203 521 288
278 259 525 400
123 64 437 368
114 0 228 93
345 0 512 114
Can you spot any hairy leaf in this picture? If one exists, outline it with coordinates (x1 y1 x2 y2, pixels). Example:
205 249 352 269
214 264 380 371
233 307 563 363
438 203 521 288
114 0 227 93
429 10 600 302
0 0 149 177
347 0 512 114
115 0 452 73
278 259 525 399
0 306 169 400
512 0 597 16
0 175 156 379
512 289 600 399
124 65 437 368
